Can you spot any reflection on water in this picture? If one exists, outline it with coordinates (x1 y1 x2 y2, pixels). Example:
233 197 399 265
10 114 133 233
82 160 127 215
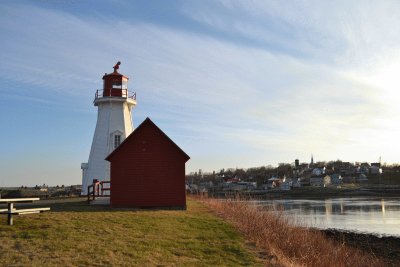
256 198 400 237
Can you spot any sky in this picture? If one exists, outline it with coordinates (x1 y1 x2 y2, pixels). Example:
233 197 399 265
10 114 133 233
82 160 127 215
1 0 400 186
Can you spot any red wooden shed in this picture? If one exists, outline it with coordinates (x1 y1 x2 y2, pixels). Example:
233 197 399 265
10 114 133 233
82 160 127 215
105 117 190 209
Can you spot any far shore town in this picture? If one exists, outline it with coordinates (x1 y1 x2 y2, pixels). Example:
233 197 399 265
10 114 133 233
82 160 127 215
186 158 400 195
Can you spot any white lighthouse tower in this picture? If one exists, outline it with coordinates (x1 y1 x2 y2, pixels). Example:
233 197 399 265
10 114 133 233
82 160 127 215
81 62 136 194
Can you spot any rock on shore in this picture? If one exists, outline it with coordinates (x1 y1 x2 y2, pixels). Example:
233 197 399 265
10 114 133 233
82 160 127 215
321 229 400 266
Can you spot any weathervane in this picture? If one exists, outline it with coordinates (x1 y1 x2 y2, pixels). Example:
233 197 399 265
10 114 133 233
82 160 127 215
113 61 121 72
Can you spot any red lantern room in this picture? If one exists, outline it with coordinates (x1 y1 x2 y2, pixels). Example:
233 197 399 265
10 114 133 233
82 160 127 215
95 61 135 99
103 61 128 97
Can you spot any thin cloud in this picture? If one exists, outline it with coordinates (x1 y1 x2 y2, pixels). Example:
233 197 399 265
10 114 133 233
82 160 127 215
0 1 399 185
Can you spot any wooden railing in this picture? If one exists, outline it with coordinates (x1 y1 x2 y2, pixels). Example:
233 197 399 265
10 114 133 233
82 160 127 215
87 180 111 202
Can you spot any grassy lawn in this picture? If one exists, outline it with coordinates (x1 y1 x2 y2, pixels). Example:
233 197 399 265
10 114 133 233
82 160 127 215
0 198 262 266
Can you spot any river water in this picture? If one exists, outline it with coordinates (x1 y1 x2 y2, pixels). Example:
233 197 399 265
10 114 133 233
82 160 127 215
255 198 400 237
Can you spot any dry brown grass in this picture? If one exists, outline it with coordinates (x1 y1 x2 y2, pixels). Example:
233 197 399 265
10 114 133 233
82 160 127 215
202 197 385 267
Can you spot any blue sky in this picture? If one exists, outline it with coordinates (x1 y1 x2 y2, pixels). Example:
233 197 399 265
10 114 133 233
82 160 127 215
1 0 400 186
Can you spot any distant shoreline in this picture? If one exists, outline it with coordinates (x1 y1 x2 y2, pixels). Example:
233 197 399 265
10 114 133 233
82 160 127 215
206 185 400 200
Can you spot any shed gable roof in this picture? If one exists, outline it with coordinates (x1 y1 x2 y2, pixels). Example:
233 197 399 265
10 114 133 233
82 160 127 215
105 117 190 162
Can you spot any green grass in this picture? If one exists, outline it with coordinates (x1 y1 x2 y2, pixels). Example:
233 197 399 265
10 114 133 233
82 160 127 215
0 198 262 266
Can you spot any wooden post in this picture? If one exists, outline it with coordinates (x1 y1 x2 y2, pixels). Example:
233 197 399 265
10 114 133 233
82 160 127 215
7 203 13 226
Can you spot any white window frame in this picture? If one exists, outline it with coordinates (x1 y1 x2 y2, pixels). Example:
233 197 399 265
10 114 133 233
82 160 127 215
114 134 121 149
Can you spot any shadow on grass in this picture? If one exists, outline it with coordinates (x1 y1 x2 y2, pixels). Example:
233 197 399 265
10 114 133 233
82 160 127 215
0 197 186 213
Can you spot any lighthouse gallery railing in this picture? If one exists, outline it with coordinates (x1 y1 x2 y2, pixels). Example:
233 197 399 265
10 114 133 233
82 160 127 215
95 89 136 100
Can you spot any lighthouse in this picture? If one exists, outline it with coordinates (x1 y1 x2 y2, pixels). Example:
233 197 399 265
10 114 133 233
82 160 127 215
81 62 136 195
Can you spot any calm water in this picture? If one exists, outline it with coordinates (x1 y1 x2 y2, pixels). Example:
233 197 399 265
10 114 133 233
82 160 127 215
255 198 400 237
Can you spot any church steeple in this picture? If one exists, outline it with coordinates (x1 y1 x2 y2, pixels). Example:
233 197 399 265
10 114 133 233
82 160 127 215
311 154 314 165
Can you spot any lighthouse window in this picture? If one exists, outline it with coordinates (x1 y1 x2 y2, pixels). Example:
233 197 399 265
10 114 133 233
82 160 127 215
122 80 128 89
112 82 122 89
114 135 121 149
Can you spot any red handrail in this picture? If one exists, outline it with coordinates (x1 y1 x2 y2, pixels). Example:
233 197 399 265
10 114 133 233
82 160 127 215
87 180 111 202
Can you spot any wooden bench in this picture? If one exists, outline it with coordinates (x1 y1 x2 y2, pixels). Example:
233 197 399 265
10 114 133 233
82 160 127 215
1 207 51 215
0 198 50 225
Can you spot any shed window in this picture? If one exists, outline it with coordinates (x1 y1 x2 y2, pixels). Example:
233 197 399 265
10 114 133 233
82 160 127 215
114 135 121 149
